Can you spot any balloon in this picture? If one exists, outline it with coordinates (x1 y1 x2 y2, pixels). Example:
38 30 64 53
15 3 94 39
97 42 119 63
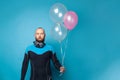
51 23 67 42
63 11 78 30
50 3 68 23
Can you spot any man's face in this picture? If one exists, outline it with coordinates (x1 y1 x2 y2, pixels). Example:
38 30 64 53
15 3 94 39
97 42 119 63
35 29 45 42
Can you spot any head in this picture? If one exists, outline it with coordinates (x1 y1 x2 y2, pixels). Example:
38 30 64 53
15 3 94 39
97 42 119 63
34 27 46 42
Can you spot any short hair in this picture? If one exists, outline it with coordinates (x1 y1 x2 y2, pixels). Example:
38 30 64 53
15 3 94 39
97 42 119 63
35 27 45 33
35 27 46 36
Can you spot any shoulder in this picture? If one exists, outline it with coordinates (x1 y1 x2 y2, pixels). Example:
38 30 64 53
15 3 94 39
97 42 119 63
45 44 55 53
25 44 34 54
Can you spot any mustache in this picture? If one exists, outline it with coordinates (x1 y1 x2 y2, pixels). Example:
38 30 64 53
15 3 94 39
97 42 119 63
35 37 45 42
38 36 41 39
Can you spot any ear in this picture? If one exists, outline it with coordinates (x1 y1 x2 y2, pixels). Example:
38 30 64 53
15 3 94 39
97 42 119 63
44 33 46 37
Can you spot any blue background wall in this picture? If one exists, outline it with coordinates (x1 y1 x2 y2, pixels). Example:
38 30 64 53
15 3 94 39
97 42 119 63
0 0 120 80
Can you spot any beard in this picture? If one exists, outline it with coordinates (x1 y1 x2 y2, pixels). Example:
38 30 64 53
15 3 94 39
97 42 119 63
35 37 45 42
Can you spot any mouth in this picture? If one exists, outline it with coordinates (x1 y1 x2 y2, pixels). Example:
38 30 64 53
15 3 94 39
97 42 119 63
38 38 42 40
35 37 44 42
38 37 41 39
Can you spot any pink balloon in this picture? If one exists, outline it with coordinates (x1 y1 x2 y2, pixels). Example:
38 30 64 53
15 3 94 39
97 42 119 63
63 11 78 30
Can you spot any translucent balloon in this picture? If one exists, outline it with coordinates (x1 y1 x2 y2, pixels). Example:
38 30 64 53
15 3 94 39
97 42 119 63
51 23 68 42
50 3 68 23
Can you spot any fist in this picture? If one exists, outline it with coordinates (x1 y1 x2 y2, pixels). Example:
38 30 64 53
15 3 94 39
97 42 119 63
60 67 65 73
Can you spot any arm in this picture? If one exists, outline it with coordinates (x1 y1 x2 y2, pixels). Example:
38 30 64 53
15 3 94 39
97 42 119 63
51 53 62 71
50 46 65 72
21 53 29 80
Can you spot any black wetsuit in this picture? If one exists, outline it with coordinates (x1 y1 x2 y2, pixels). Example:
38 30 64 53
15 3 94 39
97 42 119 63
21 42 62 80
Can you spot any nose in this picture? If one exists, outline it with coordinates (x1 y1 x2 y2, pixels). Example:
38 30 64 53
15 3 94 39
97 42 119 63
38 35 41 37
38 34 41 36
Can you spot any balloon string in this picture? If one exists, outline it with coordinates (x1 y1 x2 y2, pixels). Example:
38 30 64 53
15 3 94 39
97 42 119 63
59 30 69 77
59 40 64 79
62 30 69 66
59 37 68 77
62 36 68 65
60 43 63 65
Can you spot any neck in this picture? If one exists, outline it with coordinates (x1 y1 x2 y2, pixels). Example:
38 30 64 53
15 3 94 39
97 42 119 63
33 40 45 48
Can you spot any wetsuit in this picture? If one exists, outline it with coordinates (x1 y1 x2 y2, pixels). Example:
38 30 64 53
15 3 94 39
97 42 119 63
21 41 62 80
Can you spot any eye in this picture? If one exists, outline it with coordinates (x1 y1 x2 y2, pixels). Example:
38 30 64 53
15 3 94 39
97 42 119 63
41 33 44 35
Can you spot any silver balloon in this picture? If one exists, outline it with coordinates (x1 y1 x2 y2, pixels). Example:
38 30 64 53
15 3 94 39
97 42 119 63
50 3 68 23
51 23 68 42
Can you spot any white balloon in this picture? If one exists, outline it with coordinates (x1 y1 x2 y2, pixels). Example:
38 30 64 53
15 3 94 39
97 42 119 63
50 3 68 23
51 23 68 42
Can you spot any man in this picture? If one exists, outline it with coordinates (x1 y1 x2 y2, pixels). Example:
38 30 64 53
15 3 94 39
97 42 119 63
21 27 65 80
